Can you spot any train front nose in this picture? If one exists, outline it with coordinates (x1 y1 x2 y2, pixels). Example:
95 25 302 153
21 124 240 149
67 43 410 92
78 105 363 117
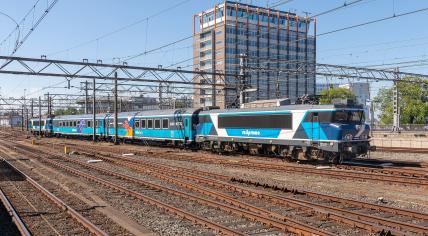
341 124 370 155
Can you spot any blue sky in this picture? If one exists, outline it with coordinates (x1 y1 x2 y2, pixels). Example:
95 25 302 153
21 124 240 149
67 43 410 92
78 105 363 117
0 0 427 98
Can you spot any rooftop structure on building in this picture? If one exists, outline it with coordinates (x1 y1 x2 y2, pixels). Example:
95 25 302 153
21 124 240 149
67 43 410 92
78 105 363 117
338 82 370 106
193 1 316 108
76 95 158 113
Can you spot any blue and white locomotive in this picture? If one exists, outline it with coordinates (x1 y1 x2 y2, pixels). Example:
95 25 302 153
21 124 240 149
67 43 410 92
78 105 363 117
30 103 371 163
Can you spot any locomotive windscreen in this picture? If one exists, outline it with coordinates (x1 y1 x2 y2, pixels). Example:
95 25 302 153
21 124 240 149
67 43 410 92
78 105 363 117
218 114 292 129
304 111 365 123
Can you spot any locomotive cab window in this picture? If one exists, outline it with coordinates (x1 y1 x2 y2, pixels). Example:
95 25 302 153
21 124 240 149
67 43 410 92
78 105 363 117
304 111 365 123
218 113 292 129
162 119 169 129
147 119 153 129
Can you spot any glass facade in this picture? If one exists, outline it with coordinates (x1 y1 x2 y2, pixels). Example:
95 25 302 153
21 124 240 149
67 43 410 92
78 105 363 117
194 1 316 108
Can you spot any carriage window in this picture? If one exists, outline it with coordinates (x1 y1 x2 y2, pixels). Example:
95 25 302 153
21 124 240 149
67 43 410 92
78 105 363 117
135 120 140 128
88 121 92 128
74 121 77 127
147 119 153 129
162 119 169 129
95 120 99 128
154 119 161 129
41 121 45 126
141 119 146 129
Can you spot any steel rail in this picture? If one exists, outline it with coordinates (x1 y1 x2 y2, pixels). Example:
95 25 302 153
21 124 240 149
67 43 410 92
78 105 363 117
376 147 428 155
74 148 426 236
32 141 428 235
0 186 31 236
10 142 334 236
59 156 336 236
50 141 428 222
62 142 428 185
336 164 428 179
131 149 428 187
0 143 250 236
0 158 108 236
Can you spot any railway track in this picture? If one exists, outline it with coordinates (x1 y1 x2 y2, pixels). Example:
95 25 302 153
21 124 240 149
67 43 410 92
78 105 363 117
376 146 428 154
15 139 428 235
68 144 428 236
0 186 30 236
1 139 333 236
53 140 428 187
336 163 428 179
0 157 108 236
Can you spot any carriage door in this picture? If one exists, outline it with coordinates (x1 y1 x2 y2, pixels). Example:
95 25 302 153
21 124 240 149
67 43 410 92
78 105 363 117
105 117 110 137
183 117 191 142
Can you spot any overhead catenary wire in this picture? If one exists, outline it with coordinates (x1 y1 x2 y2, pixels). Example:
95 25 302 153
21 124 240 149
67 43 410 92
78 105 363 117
47 0 193 57
318 6 428 37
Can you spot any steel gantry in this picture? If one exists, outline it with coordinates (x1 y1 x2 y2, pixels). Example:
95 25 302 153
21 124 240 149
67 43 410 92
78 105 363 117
0 55 232 90
2 55 428 134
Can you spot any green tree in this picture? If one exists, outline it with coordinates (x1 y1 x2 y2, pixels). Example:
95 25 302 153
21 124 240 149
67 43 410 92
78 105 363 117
54 107 79 116
319 87 356 104
373 77 428 125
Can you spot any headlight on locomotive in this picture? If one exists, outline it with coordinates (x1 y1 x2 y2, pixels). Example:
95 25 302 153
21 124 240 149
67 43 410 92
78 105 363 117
343 133 353 141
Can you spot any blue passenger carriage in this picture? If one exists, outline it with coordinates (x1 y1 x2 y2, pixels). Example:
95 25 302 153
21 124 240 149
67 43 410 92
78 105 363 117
29 116 53 136
131 108 201 145
48 108 202 144
52 114 106 138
